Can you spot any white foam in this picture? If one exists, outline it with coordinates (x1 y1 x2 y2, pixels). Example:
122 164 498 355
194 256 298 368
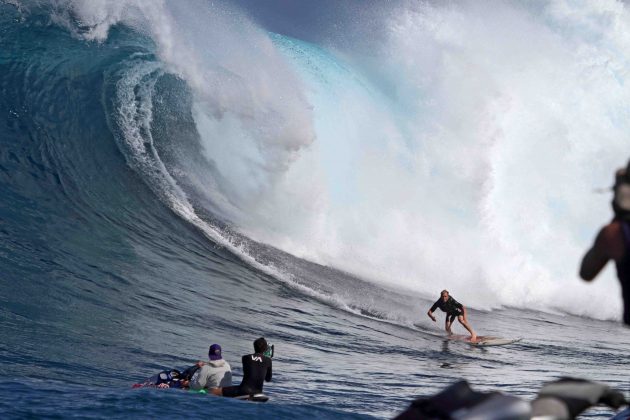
237 1 629 321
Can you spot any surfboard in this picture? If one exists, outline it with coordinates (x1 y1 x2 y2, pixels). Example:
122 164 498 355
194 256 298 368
190 389 269 402
234 393 269 402
471 337 522 347
447 334 522 347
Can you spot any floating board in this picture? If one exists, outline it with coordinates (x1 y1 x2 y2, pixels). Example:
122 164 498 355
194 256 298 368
190 389 269 402
447 334 522 347
234 393 269 403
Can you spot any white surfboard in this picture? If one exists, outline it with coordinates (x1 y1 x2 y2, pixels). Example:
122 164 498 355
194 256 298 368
471 337 522 347
447 334 522 347
234 393 269 402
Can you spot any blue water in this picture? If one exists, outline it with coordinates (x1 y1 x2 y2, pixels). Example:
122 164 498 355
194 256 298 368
2 1 630 418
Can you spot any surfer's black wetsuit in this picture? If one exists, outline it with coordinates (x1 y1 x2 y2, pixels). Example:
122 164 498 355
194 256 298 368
430 296 464 323
616 221 630 325
222 353 272 397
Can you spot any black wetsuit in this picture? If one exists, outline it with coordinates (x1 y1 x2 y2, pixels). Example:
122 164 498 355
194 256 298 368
222 353 272 397
616 221 630 325
430 296 464 323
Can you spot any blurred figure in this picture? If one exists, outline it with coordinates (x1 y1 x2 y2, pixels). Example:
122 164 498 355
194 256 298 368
393 378 626 420
580 160 630 325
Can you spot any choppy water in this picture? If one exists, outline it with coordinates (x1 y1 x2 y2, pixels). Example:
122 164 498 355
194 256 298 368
2 1 630 418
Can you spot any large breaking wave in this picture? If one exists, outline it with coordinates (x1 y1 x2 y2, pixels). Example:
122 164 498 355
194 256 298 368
10 0 630 321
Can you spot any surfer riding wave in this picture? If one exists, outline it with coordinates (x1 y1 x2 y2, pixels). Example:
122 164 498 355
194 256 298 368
427 290 478 342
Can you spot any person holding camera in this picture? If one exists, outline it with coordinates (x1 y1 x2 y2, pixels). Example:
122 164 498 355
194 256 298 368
580 161 630 325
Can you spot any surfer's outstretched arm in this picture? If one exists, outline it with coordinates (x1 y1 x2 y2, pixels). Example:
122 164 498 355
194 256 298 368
427 310 436 322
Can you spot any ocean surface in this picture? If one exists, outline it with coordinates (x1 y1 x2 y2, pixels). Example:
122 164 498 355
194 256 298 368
2 1 630 418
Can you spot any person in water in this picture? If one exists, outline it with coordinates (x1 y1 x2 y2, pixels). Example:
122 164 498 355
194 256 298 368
580 161 630 326
132 344 227 390
427 290 477 341
189 343 232 392
216 337 272 397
